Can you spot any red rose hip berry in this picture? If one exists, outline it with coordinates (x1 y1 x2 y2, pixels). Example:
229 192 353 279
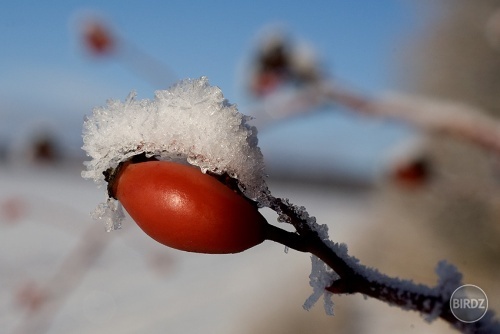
111 160 267 254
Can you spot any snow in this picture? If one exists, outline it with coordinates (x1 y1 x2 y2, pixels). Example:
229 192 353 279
82 77 269 229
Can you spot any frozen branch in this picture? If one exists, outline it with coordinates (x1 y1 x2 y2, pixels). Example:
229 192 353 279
322 83 500 154
255 81 500 155
264 196 500 334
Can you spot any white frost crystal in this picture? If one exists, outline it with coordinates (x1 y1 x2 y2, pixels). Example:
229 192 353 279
82 77 269 228
91 198 125 232
303 255 338 315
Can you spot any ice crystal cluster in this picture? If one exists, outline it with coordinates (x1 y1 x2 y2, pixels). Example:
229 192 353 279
82 77 268 230
304 255 337 315
276 199 338 315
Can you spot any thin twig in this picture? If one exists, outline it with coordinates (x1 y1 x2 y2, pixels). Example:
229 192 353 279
12 225 110 334
255 81 500 156
322 83 500 154
264 196 500 334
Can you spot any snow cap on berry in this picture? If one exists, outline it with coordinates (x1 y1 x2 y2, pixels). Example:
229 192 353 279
82 77 269 229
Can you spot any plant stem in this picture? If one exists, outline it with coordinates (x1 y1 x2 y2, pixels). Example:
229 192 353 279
263 197 500 334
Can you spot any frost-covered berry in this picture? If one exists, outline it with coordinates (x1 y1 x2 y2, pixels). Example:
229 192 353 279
82 77 270 233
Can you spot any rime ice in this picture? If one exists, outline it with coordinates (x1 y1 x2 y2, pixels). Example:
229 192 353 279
274 198 338 314
303 255 337 315
82 77 269 229
91 198 125 232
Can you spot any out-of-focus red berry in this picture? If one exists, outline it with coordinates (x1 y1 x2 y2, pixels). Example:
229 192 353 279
252 72 283 96
1 197 26 224
15 282 46 312
83 21 115 55
393 158 430 189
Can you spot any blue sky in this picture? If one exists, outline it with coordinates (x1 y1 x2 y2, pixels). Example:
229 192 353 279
0 1 425 180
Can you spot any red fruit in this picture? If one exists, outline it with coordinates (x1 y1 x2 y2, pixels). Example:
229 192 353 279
83 20 115 55
252 72 282 96
112 160 267 254
393 158 430 189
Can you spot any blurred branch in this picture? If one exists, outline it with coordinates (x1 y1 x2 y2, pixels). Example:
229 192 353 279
253 80 500 156
12 225 109 334
323 83 500 155
79 16 177 89
264 196 500 333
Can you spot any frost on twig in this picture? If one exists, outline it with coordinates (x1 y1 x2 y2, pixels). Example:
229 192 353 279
303 255 337 315
267 195 500 333
253 80 500 156
324 84 500 155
